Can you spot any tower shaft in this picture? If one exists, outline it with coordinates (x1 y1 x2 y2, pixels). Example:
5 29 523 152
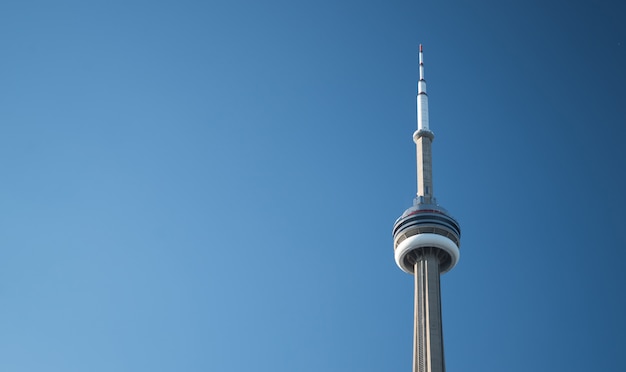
413 250 445 372
416 134 434 203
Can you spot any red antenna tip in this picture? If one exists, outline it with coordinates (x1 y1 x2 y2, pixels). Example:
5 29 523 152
420 44 423 52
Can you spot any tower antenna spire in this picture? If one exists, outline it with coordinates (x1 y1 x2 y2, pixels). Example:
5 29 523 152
419 44 424 80
414 44 434 203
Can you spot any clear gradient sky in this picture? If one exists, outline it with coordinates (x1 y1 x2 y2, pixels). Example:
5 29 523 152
1 0 625 371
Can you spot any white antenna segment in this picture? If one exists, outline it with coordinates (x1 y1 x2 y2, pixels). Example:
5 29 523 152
417 44 429 131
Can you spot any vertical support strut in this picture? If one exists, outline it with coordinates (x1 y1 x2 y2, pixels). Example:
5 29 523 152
413 249 445 372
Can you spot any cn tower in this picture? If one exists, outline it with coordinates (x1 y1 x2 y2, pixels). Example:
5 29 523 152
392 45 461 372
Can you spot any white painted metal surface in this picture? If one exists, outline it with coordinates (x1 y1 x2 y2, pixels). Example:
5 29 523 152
417 45 429 131
394 233 460 274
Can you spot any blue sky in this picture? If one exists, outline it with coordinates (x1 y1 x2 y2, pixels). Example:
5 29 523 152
1 0 625 371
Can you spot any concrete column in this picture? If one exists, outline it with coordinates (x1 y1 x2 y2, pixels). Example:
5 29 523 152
416 136 433 203
413 249 445 372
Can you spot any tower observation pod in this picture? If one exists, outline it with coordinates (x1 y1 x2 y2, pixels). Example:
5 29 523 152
392 45 461 372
